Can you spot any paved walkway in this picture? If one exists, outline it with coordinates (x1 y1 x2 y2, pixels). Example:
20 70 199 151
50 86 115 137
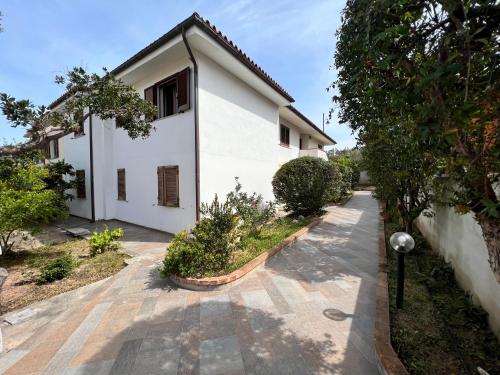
0 191 379 374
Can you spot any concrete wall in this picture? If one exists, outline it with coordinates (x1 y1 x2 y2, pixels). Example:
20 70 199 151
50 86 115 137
417 207 500 335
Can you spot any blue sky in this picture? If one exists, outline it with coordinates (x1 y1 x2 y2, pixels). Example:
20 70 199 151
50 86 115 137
0 0 355 149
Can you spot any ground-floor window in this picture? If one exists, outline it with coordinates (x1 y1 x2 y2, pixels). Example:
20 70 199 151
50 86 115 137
157 166 179 207
117 169 126 201
75 170 86 199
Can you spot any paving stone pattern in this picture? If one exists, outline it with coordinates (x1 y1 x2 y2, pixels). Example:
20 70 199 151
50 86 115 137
0 191 379 374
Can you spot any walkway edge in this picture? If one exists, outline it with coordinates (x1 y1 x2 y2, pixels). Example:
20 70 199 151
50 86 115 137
171 216 324 291
374 202 410 375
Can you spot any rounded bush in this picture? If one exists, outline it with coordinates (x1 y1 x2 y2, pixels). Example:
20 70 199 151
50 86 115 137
272 156 337 214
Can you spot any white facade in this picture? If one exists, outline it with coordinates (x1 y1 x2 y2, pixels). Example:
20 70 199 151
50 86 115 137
53 14 335 234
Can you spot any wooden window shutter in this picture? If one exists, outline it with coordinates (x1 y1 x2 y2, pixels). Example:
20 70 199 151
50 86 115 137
76 170 86 199
117 169 126 201
164 166 179 207
176 68 190 112
144 85 158 120
157 166 179 207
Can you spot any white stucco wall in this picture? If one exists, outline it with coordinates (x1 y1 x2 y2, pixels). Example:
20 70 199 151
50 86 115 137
58 42 330 234
60 56 197 234
198 52 284 204
417 207 500 335
60 121 92 219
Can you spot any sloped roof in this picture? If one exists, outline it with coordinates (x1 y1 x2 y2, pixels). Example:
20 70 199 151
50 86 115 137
49 12 293 109
47 12 334 144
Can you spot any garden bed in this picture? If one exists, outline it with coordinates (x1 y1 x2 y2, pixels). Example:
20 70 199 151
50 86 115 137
0 239 128 314
384 219 500 375
171 216 320 290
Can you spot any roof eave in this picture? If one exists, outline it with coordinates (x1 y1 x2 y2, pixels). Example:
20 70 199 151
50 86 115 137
286 105 336 145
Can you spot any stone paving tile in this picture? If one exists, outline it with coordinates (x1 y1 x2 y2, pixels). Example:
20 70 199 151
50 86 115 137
200 294 232 318
131 347 180 375
63 360 114 375
199 335 245 375
0 191 380 375
108 339 143 375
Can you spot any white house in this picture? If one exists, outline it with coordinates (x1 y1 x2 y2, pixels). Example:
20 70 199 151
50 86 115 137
46 12 335 234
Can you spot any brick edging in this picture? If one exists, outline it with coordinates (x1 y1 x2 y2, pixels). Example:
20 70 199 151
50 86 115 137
374 203 410 375
170 216 324 291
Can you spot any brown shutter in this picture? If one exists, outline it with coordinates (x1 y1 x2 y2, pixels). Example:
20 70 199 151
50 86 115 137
157 166 179 207
144 86 158 120
176 68 190 112
164 166 179 207
157 166 165 206
117 169 126 201
76 170 86 199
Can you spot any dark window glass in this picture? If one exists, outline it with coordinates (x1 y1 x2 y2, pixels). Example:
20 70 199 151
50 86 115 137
76 170 86 199
280 124 290 146
159 80 177 118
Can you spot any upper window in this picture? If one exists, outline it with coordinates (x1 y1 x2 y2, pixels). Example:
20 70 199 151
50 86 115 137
280 124 290 146
159 79 177 118
144 68 190 120
318 144 323 150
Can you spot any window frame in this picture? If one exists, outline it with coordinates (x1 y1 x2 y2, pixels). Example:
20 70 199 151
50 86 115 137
280 124 290 147
157 78 178 119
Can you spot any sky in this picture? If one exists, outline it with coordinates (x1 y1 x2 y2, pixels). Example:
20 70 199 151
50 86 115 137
0 0 356 150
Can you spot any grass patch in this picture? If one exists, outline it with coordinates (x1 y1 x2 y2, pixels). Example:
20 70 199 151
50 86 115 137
204 216 314 277
385 221 500 375
0 239 128 314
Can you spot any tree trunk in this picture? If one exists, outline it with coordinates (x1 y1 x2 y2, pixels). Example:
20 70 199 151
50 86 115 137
476 213 500 283
0 232 14 256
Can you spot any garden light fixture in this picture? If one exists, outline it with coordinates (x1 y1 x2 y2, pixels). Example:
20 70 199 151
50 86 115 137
389 232 415 308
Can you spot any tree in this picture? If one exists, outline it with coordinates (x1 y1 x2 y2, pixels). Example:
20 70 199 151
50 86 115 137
0 67 157 144
333 0 500 279
43 159 76 207
0 158 67 255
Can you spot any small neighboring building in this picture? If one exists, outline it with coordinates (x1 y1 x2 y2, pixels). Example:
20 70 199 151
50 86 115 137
48 12 335 234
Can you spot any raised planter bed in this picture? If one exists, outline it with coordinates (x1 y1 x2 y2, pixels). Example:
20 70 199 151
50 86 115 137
170 216 323 291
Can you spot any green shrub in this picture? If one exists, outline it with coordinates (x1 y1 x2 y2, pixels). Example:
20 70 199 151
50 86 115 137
89 228 124 257
272 156 337 214
162 194 238 277
38 254 74 283
226 178 275 236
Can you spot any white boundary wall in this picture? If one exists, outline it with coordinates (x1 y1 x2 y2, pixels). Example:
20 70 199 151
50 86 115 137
417 207 500 336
